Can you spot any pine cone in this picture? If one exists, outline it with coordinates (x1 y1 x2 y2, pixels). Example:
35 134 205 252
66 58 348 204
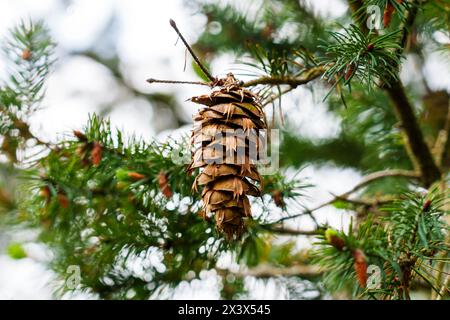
91 142 103 166
188 73 266 239
353 249 368 288
56 193 70 208
422 199 432 212
0 188 13 208
127 171 146 181
158 171 173 199
325 228 345 251
272 190 285 208
21 48 32 60
73 130 87 141
383 2 395 28
344 63 355 81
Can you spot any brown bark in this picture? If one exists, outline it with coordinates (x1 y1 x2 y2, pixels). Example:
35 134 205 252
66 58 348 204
386 81 441 187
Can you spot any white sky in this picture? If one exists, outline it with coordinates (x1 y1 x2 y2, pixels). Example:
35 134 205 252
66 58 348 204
0 0 448 299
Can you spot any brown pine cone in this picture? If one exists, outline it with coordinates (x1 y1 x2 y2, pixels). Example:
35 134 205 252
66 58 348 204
353 248 368 288
188 73 266 240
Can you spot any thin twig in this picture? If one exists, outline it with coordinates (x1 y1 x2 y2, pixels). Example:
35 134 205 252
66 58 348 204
337 169 420 199
275 169 420 224
331 194 394 207
262 86 295 108
242 66 324 87
262 225 321 236
146 78 210 86
216 263 322 279
169 19 215 82
276 200 332 224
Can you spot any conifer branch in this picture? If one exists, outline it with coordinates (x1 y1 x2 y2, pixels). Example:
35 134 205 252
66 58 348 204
3 20 55 112
275 169 420 223
386 81 441 188
347 0 442 187
146 78 210 86
339 169 420 197
262 225 321 236
216 264 322 279
385 1 441 187
385 1 442 187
